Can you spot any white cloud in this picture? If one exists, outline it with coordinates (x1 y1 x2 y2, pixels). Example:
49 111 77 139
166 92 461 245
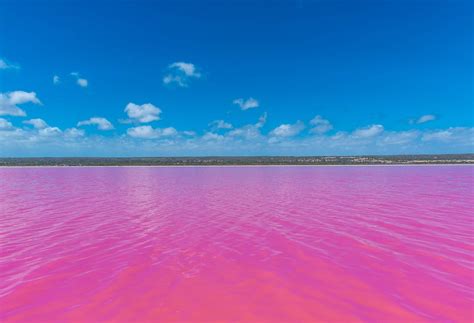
170 62 200 77
77 78 88 87
379 130 420 145
419 127 473 148
416 114 436 124
77 117 114 130
23 118 48 129
64 128 85 138
127 125 177 139
228 113 267 140
270 121 305 138
53 75 60 84
309 115 333 134
38 127 62 137
127 126 155 138
163 62 201 87
352 124 384 138
0 58 19 70
183 130 197 136
422 130 451 141
0 118 13 129
257 112 267 127
233 97 259 110
22 118 65 137
2 122 473 157
331 131 347 141
70 72 88 88
228 125 261 139
161 127 178 136
124 103 162 123
202 132 225 141
209 119 233 130
0 91 42 117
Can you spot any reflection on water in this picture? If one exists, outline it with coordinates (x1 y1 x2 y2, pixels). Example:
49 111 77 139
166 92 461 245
0 166 473 321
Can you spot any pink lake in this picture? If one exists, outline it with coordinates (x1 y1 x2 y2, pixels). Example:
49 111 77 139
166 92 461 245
0 166 473 322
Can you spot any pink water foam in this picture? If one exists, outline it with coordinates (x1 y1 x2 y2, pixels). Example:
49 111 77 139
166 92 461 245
0 166 473 321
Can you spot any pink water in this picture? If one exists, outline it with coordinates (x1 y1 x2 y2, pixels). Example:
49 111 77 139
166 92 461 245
0 166 473 322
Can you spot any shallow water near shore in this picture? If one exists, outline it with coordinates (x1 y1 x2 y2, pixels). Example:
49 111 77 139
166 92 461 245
1 166 473 321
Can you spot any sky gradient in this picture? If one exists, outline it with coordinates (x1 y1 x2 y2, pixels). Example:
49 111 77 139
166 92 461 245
0 0 472 156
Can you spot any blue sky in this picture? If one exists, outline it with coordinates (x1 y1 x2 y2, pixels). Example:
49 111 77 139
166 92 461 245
0 0 472 156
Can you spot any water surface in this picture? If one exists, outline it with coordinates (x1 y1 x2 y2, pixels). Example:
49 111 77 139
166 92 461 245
1 166 473 321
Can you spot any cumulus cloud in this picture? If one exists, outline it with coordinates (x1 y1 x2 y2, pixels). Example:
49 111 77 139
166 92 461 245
0 58 19 70
2 123 473 157
309 115 333 134
228 125 261 139
124 103 162 123
423 131 451 141
0 91 42 117
163 62 201 87
53 75 60 85
379 130 420 145
77 117 114 130
202 132 225 141
38 127 62 137
270 121 305 138
64 128 85 138
23 118 48 129
233 97 259 110
0 118 13 129
70 72 88 88
209 119 233 130
421 127 474 143
127 125 177 139
170 62 200 77
228 113 267 140
415 114 436 124
21 118 65 137
352 124 384 138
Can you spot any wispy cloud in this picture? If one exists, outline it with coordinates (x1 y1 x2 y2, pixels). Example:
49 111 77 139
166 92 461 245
202 132 225 141
233 97 259 110
309 115 333 134
64 128 85 138
70 72 88 88
0 118 13 129
209 119 233 130
38 126 62 137
53 75 60 85
127 125 177 139
0 58 19 70
23 118 62 137
352 124 384 138
77 79 88 87
163 62 201 87
124 103 162 123
1 122 473 157
421 127 473 143
23 118 48 129
0 91 42 117
228 113 267 140
270 121 305 138
77 117 114 130
379 130 420 145
414 114 436 124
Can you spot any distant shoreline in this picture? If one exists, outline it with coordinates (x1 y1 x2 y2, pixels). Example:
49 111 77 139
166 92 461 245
0 154 473 167
0 164 473 169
